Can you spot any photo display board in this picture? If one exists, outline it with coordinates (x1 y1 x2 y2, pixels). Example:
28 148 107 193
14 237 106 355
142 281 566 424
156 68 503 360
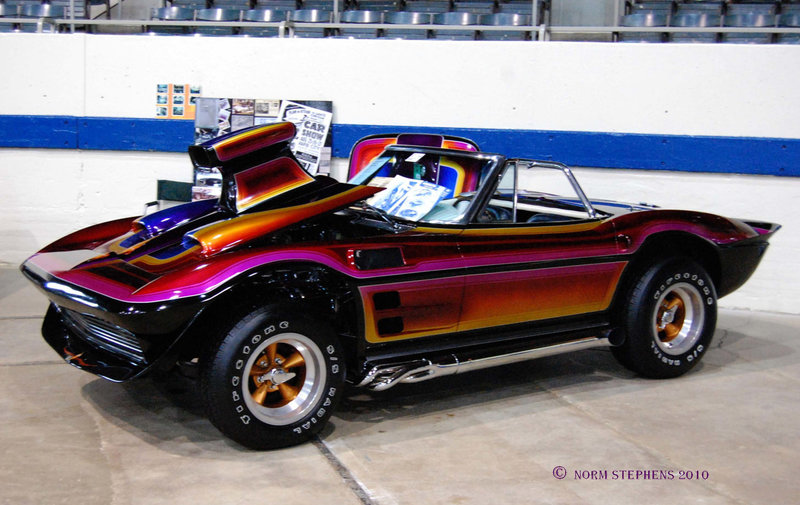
193 98 333 201
156 84 200 120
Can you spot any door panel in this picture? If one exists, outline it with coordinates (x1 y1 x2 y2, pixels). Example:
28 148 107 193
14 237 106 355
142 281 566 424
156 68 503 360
458 262 626 331
456 222 622 332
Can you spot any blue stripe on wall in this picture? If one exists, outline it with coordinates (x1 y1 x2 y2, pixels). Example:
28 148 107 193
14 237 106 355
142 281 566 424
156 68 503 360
1 115 798 176
332 124 800 177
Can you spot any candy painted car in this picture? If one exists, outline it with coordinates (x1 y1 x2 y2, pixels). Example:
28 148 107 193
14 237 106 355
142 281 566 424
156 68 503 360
21 122 778 449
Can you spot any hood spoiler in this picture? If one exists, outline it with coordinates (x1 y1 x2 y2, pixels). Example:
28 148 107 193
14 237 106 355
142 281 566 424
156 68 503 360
189 122 315 214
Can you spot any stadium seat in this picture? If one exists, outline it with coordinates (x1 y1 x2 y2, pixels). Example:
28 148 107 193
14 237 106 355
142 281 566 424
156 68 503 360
353 0 400 12
149 7 195 35
630 1 673 14
432 11 478 40
337 9 382 38
255 0 299 9
290 8 331 37
722 12 776 43
453 2 496 15
677 1 723 13
726 3 777 16
18 3 63 32
383 10 431 39
479 12 531 40
170 0 209 9
240 8 288 36
670 11 720 42
196 8 241 36
0 3 17 32
404 1 452 14
619 11 667 42
211 0 251 8
777 12 800 43
302 0 335 11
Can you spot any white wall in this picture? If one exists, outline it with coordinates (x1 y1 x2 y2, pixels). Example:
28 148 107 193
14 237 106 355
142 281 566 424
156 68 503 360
0 33 797 313
3 33 800 139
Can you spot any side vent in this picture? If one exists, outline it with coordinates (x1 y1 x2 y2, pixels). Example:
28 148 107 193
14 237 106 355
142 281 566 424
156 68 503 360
352 248 405 270
377 317 404 335
373 291 401 310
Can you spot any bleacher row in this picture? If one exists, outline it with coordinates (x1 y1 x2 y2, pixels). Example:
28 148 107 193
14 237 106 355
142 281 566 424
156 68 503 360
3 0 800 42
621 0 800 42
150 0 540 39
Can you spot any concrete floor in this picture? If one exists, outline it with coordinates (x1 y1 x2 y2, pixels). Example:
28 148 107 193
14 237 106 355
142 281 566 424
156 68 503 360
1 266 798 505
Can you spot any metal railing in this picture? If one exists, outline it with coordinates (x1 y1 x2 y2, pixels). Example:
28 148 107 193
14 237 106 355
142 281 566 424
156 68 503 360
3 0 800 42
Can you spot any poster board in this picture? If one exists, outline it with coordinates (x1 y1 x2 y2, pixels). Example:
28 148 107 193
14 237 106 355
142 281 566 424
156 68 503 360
192 98 333 201
156 84 200 120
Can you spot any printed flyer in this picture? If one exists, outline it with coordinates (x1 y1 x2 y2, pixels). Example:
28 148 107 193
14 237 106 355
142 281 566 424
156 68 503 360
191 98 333 200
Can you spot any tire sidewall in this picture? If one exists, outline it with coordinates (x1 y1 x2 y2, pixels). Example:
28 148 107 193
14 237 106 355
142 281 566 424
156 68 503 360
624 258 717 378
203 308 345 449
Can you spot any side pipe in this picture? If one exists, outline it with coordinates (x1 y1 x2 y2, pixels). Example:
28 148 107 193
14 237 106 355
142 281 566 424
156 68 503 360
358 336 610 391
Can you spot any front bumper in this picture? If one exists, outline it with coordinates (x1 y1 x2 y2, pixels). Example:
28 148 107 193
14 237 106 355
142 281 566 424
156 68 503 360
22 262 206 382
42 304 149 382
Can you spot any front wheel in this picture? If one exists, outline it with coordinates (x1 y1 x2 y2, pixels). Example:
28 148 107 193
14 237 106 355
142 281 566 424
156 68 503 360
201 308 346 449
612 258 717 379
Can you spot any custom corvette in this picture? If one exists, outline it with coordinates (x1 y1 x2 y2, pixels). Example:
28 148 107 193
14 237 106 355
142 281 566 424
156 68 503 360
21 122 778 449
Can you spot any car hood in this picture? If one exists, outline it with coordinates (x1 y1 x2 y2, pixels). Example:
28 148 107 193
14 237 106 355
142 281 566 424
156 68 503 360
23 124 384 299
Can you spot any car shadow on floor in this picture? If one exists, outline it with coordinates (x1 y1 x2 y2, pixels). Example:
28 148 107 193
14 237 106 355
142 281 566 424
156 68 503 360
77 322 796 453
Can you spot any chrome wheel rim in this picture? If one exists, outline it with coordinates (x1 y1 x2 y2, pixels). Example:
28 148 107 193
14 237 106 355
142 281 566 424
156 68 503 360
242 333 326 426
652 283 705 356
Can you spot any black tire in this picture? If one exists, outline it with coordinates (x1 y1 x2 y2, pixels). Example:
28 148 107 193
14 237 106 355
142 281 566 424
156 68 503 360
200 307 345 449
612 257 717 379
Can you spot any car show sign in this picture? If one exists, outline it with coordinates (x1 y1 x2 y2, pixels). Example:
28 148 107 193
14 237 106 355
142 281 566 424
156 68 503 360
192 97 333 200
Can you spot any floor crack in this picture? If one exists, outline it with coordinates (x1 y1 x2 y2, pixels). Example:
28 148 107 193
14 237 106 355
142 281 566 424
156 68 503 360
312 437 378 505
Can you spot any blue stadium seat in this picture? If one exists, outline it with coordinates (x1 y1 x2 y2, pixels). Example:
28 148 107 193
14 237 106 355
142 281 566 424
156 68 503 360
353 0 400 12
405 1 451 14
778 12 800 43
255 0 299 9
0 3 17 32
479 12 531 40
432 11 478 39
619 11 667 42
196 8 241 35
211 0 251 8
670 11 720 42
290 8 331 37
727 3 777 16
171 0 209 9
382 10 431 39
149 7 195 35
240 8 288 36
338 9 382 38
676 2 723 15
722 12 775 43
18 3 63 32
453 2 496 15
302 0 335 11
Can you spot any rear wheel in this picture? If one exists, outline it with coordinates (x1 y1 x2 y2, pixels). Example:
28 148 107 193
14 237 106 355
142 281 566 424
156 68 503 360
201 308 345 449
612 257 717 379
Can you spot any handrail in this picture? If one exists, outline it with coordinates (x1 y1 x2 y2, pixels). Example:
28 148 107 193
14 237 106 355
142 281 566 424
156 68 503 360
1 17 795 40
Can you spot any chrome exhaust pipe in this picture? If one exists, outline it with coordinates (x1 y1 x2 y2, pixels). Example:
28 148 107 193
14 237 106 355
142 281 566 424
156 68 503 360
359 336 610 391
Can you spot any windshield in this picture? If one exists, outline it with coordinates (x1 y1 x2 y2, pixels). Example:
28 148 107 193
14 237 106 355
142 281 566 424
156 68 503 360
348 147 499 225
475 160 598 225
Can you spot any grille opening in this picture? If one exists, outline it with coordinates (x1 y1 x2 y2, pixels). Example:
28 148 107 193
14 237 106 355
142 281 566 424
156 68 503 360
60 308 147 364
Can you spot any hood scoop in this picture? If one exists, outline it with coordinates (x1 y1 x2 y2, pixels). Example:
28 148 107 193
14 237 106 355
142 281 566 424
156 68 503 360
188 122 314 214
